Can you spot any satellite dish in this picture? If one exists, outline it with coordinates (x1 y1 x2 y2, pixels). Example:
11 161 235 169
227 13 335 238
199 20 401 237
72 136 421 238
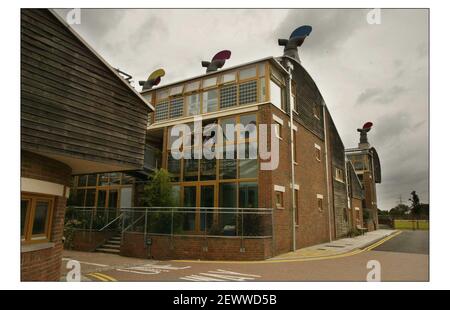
278 25 312 62
139 68 165 91
363 122 373 131
202 50 232 73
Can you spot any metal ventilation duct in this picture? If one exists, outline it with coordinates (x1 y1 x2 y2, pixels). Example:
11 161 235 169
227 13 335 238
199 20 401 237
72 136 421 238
201 50 231 73
278 25 312 62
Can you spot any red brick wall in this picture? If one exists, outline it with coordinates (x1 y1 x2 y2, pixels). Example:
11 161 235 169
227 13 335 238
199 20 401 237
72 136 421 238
21 151 71 281
70 230 115 252
257 105 331 255
121 232 272 261
350 198 363 229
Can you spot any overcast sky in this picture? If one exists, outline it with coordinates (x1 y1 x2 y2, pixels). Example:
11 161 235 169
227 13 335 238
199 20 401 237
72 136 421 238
55 8 429 210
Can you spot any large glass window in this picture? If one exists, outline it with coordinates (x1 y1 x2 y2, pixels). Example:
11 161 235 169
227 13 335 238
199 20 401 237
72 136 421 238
187 94 200 116
203 77 217 88
183 149 199 181
203 89 218 113
200 157 216 181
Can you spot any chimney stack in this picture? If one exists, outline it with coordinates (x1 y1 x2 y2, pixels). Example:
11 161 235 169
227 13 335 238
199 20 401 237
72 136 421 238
278 25 312 63
357 122 373 149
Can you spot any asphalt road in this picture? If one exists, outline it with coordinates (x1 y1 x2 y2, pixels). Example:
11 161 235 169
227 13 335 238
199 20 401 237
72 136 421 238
371 230 429 254
61 230 429 282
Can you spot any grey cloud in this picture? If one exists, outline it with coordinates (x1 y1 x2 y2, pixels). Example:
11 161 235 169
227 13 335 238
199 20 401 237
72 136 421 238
357 86 406 105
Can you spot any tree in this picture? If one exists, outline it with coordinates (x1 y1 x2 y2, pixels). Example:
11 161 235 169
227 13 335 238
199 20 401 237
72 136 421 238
409 191 421 217
141 169 181 234
143 168 178 208
389 204 410 217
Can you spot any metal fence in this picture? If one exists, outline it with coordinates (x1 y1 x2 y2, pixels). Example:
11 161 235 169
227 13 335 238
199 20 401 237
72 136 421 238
66 206 273 238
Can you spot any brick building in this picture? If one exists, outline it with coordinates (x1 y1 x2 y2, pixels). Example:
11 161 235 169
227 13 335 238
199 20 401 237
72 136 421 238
345 125 382 231
20 9 151 281
63 25 382 260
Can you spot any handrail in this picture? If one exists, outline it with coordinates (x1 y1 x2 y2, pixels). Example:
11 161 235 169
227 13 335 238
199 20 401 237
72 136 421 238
99 213 123 231
122 213 145 233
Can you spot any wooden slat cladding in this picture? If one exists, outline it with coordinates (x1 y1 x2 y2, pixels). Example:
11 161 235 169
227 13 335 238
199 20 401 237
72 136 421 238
21 9 149 169
291 62 325 140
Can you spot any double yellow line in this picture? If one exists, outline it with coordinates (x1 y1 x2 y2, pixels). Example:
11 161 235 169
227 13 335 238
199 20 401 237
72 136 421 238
174 231 403 264
87 272 117 282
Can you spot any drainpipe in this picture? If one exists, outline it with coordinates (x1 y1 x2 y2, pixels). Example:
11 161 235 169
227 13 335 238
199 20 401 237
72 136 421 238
285 59 296 252
322 106 333 242
345 159 352 230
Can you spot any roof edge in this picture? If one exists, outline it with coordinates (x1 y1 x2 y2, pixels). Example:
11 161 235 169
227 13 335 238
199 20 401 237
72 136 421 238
49 9 154 112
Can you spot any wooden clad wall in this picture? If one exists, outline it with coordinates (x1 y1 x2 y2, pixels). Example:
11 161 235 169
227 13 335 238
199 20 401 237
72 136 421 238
21 9 149 169
291 62 325 140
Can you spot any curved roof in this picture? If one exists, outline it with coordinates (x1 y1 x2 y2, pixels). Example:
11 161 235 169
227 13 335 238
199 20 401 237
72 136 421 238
371 147 382 183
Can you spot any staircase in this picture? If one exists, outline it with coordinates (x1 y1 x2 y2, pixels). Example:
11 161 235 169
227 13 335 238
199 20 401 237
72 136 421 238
96 234 121 254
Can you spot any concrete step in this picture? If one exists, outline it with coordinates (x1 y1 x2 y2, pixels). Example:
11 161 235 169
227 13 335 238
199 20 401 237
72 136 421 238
107 240 121 245
102 243 120 249
96 247 120 254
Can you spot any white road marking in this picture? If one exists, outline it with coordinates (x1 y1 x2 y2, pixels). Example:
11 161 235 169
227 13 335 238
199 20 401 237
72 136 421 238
115 263 191 275
180 269 261 282
62 258 108 267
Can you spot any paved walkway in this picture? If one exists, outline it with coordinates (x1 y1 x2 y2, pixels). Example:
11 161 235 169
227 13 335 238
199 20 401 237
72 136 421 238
269 229 399 261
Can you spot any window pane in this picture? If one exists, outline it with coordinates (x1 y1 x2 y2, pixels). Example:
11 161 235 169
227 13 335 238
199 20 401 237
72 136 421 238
221 117 236 143
203 77 217 88
221 72 236 83
182 186 196 231
270 80 282 110
108 190 119 208
239 114 257 140
122 173 134 185
77 175 87 187
203 89 218 113
220 84 237 108
87 174 97 186
169 85 184 96
32 201 49 235
98 173 109 186
167 151 181 182
219 145 237 179
239 67 257 80
108 172 121 185
21 200 29 237
169 97 184 118
239 182 258 208
258 63 266 77
219 183 237 235
185 81 200 92
187 94 200 116
259 77 266 102
200 157 216 181
97 190 107 208
68 189 85 206
85 189 95 207
155 101 169 121
239 80 257 105
183 149 199 181
156 90 169 100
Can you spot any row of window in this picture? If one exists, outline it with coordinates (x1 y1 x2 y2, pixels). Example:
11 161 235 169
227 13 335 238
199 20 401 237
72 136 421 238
154 79 263 122
74 172 135 188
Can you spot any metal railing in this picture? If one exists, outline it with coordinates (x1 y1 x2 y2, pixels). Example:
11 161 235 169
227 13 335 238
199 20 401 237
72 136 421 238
66 206 273 239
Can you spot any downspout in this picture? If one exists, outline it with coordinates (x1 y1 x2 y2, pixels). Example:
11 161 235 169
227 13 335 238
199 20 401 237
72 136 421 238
345 159 352 230
285 59 297 252
322 106 333 242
